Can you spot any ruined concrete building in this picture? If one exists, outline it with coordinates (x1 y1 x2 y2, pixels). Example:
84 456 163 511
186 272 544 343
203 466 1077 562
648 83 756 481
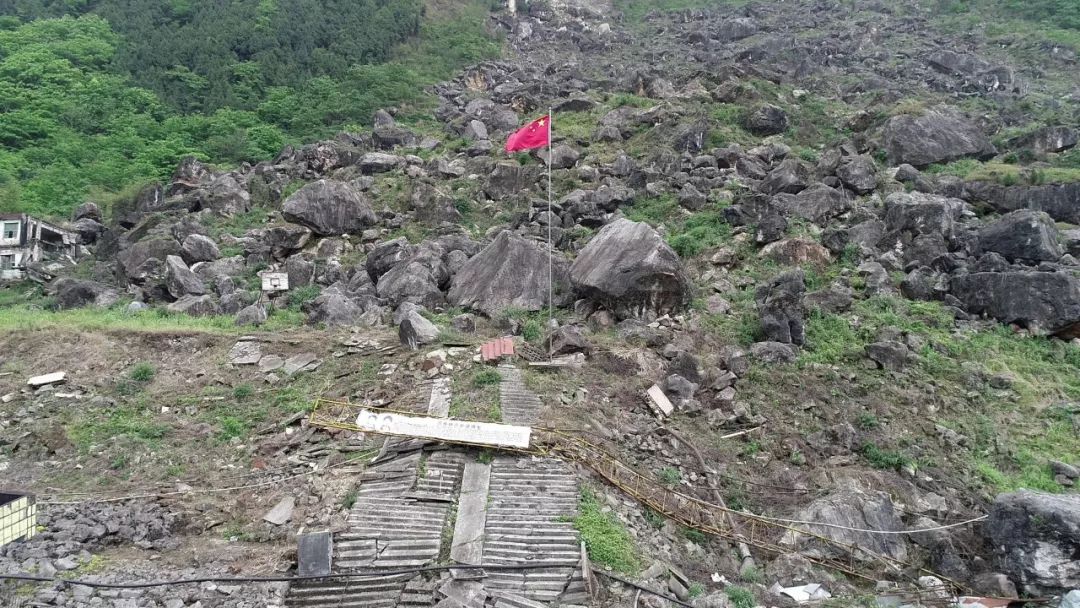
0 213 79 281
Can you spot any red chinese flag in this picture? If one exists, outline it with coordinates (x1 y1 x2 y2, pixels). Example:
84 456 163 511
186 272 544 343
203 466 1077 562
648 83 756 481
505 115 551 153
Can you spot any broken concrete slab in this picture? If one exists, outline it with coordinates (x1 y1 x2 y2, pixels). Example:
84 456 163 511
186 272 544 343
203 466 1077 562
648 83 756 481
229 341 262 365
297 531 333 577
450 461 491 566
263 496 295 525
27 372 66 388
258 355 285 373
647 384 674 416
283 353 320 375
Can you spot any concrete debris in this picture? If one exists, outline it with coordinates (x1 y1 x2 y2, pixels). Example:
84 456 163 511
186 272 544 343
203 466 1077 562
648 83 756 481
263 496 295 525
27 372 66 387
228 341 262 365
283 353 320 375
770 583 831 602
647 384 675 416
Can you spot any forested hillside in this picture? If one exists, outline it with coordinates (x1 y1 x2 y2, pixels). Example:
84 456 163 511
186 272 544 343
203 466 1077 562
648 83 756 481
0 0 500 217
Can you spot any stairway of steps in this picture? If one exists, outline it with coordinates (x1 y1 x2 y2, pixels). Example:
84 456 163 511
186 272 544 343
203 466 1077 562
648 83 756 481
497 365 542 426
482 456 585 604
286 380 464 608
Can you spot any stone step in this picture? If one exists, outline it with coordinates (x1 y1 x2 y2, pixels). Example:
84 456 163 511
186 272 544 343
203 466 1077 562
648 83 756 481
485 533 578 545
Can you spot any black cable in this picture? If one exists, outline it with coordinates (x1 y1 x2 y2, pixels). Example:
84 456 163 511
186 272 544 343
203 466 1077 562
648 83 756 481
0 563 579 589
1 563 702 608
592 569 696 608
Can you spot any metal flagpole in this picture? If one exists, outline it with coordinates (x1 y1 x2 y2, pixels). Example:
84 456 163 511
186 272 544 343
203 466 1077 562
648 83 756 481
547 108 553 361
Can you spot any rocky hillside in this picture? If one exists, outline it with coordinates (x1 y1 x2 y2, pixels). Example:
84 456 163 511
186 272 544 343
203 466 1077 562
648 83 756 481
2 0 1080 606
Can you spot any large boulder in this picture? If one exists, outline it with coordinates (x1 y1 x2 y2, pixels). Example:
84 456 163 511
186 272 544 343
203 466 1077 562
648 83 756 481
190 174 250 216
303 288 366 326
366 238 414 282
448 231 571 316
985 491 1080 595
746 104 789 136
965 182 1080 225
116 237 184 283
950 271 1080 335
282 180 377 236
570 218 692 320
773 184 849 225
883 191 964 246
1006 126 1079 156
181 234 221 264
756 270 807 345
167 295 221 317
165 255 206 298
780 486 909 562
484 162 537 201
836 155 878 194
53 278 121 310
978 210 1062 263
882 106 997 167
71 217 106 245
377 260 446 309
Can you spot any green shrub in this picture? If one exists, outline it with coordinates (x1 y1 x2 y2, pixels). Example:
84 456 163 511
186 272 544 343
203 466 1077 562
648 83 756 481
233 384 254 400
573 488 639 574
727 586 756 608
658 467 681 486
130 362 155 382
861 443 912 471
288 284 321 311
472 368 502 387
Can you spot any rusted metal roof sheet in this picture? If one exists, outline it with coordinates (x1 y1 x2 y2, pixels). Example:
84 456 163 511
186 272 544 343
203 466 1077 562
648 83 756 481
480 337 515 362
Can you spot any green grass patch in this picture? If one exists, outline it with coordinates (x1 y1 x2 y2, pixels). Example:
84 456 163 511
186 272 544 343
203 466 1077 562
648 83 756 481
573 488 640 574
129 362 155 383
727 586 756 608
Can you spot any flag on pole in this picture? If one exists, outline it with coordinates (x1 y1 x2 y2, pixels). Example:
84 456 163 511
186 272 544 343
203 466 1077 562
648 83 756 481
505 115 551 153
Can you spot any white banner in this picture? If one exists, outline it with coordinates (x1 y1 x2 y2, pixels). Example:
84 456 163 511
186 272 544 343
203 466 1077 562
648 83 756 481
355 409 532 449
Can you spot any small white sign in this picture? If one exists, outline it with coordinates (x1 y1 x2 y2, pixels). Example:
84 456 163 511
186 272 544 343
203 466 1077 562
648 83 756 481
261 272 289 292
355 409 532 449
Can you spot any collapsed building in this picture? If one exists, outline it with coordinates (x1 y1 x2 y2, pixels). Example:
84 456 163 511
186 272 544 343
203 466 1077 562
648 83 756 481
0 213 79 281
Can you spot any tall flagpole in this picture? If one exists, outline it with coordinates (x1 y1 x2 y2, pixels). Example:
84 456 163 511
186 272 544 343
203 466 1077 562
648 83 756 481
547 108 553 361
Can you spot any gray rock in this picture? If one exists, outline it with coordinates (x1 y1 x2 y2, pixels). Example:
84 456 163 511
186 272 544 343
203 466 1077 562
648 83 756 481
950 271 1080 335
1060 591 1080 608
756 270 806 345
378 259 446 309
884 191 963 244
985 491 1080 594
542 144 580 170
1007 126 1079 155
781 486 908 562
966 182 1080 225
716 17 759 41
304 289 365 326
761 159 810 195
484 162 538 201
451 314 476 333
372 124 417 149
73 201 103 222
366 238 413 282
71 217 105 244
181 234 221 263
165 255 206 298
264 225 312 260
750 341 798 364
836 155 878 194
570 218 692 320
747 104 789 136
53 278 121 310
448 231 571 316
865 341 913 371
978 209 1062 263
166 295 221 317
548 325 592 356
116 237 185 283
282 180 377 236
398 310 439 347
775 184 849 224
192 174 251 216
969 573 1019 600
677 183 707 210
882 106 997 167
235 303 268 327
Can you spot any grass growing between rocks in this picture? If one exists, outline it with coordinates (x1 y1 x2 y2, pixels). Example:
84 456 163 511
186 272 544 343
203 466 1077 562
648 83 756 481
449 366 502 422
573 488 640 574
0 304 306 334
